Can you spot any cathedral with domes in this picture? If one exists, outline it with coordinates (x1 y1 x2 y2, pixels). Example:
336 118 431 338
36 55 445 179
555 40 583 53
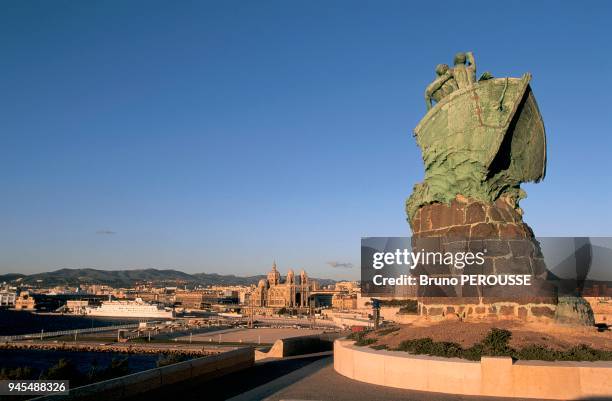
250 262 316 308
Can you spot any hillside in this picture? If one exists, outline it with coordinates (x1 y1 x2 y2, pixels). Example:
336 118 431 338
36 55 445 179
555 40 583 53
0 268 336 288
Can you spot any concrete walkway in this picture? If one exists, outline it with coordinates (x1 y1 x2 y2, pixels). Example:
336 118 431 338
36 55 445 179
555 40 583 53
227 353 333 401
127 352 553 401
124 352 330 401
259 356 535 401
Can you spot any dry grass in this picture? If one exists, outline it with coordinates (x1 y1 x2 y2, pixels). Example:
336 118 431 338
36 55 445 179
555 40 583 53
370 320 612 351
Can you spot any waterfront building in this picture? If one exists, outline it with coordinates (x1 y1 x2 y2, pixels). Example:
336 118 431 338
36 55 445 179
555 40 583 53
201 289 239 305
80 284 113 295
66 299 90 314
0 289 17 307
14 291 36 310
175 291 205 309
332 293 358 310
334 281 359 293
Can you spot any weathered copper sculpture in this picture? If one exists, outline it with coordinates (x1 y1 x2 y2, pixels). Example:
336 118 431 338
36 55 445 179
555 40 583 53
408 52 546 224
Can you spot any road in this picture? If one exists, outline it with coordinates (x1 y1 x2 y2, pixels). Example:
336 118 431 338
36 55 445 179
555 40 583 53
252 316 339 328
177 327 326 344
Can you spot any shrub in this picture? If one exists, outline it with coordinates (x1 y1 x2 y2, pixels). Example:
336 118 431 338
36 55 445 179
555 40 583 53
392 328 612 362
395 329 512 359
397 338 463 358
513 345 558 361
398 306 418 314
95 357 129 381
157 353 189 367
355 337 377 347
480 328 513 356
376 299 419 314
461 344 484 361
347 328 373 340
553 344 612 362
86 359 99 382
511 344 612 362
398 300 419 314
376 326 400 336
0 366 35 380
348 330 377 346
379 299 416 307
41 359 86 387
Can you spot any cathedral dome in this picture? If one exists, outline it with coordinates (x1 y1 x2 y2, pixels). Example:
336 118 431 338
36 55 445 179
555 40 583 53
258 279 267 288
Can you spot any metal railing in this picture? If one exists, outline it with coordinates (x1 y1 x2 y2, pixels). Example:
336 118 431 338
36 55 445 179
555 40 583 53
1 323 140 342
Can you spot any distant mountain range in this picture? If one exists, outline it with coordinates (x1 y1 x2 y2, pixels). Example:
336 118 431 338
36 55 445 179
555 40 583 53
0 268 337 288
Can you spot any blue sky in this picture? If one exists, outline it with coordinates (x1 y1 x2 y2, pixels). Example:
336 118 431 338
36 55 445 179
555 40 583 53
1 1 611 279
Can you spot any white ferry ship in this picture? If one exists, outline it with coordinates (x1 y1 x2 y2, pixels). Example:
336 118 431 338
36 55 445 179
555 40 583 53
217 312 242 318
85 298 174 318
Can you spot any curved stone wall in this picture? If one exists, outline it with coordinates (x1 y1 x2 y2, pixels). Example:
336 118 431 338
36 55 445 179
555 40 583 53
334 339 612 400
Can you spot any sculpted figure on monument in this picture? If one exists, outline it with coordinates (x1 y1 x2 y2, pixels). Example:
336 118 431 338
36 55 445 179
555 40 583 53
424 64 459 110
424 52 492 110
451 51 477 88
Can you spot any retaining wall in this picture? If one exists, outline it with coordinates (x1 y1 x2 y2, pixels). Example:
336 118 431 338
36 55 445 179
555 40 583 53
334 339 612 400
33 347 254 401
379 307 420 324
255 333 340 360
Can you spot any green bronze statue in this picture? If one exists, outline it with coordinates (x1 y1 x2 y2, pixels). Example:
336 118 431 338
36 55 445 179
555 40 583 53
407 51 547 223
452 51 477 89
425 64 459 111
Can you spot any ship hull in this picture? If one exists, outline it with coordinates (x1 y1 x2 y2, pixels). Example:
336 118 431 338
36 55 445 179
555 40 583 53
415 74 545 178
85 310 174 319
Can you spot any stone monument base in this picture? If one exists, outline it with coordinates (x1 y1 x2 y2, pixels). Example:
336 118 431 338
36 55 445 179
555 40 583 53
410 195 559 323
418 300 557 322
410 195 532 240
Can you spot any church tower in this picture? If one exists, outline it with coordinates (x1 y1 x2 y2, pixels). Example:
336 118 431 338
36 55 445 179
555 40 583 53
286 269 295 307
299 269 309 307
267 261 280 286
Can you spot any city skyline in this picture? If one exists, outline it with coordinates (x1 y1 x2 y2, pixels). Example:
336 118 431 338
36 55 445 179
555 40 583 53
2 1 612 280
